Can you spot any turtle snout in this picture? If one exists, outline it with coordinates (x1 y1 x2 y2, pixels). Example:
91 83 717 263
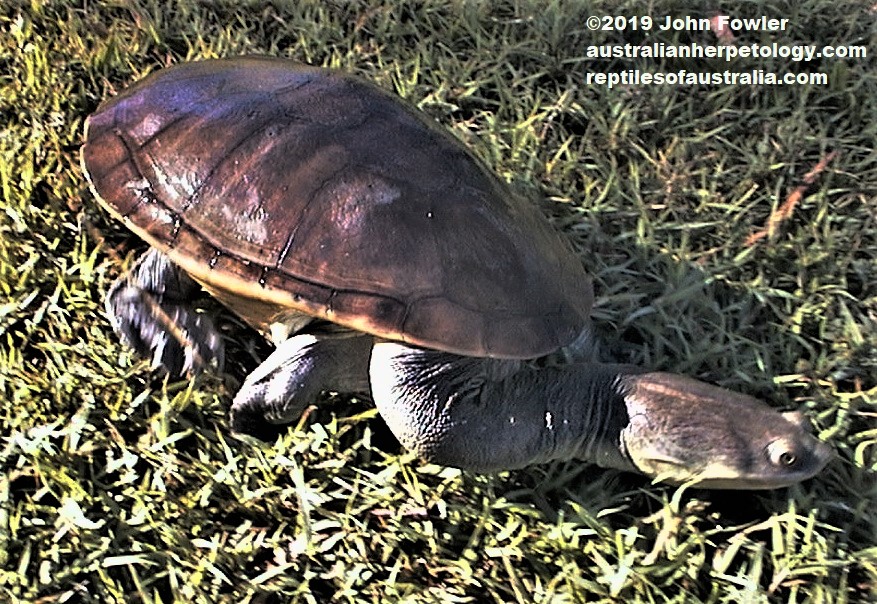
617 372 833 489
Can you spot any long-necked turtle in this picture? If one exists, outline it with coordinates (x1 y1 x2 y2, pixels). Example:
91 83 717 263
82 57 831 489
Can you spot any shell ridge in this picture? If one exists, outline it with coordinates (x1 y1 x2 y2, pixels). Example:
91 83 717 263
177 106 286 214
171 225 410 313
132 111 190 150
273 161 352 269
111 128 163 221
272 74 320 99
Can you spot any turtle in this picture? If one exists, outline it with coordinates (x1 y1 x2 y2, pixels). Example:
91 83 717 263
81 56 832 489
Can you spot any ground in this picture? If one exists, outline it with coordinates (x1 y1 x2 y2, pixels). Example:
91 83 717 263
0 1 875 602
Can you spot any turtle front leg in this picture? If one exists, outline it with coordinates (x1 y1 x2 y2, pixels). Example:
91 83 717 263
106 248 224 376
230 331 372 441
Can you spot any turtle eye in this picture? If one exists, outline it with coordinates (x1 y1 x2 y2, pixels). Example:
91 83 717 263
767 440 798 468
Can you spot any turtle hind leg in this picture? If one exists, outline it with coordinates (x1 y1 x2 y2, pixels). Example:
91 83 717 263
230 330 372 441
106 248 224 376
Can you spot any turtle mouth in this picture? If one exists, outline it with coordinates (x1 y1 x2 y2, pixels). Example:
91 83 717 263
631 439 834 490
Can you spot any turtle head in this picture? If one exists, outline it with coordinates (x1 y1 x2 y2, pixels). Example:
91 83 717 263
616 372 833 489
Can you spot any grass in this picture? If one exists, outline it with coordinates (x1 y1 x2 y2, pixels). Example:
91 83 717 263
1 0 875 602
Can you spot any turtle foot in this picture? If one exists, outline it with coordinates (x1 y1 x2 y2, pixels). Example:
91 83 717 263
106 249 224 376
229 331 371 439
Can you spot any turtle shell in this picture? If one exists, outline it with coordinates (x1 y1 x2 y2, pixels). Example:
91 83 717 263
82 56 592 359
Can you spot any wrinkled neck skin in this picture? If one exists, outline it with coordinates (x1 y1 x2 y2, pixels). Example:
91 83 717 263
489 362 643 473
370 343 639 473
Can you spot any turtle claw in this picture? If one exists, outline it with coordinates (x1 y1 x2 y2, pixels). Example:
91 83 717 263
106 250 224 377
229 403 288 442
